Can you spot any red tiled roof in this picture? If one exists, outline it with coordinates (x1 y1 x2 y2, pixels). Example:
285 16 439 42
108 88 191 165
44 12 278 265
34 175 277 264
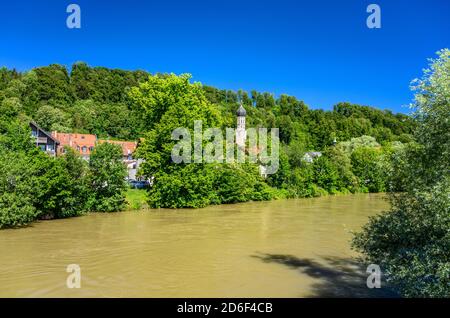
51 131 137 157
52 132 97 156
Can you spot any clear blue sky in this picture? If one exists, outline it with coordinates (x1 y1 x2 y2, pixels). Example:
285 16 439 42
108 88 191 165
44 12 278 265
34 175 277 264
1 0 449 113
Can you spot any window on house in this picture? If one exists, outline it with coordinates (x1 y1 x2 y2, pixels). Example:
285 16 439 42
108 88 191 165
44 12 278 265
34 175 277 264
82 146 87 153
77 146 80 151
81 136 85 139
89 146 94 151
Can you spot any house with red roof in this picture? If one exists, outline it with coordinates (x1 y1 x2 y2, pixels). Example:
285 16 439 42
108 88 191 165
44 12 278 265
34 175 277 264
51 131 97 160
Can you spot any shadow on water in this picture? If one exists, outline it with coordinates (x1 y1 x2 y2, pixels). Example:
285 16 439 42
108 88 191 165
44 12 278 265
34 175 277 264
252 253 399 298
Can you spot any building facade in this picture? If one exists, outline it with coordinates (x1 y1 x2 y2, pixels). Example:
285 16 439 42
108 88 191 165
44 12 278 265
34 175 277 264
49 132 139 180
303 151 322 163
31 122 142 180
51 132 97 160
30 121 59 156
236 103 247 148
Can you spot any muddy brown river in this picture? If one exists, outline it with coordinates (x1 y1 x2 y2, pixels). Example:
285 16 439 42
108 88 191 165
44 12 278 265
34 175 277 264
0 194 393 297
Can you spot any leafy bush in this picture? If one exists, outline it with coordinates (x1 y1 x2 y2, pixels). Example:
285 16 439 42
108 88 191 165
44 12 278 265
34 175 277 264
0 192 37 228
353 180 450 297
312 156 340 193
215 164 273 203
148 164 219 208
38 147 90 219
351 146 386 193
88 142 128 212
0 135 47 227
353 49 450 297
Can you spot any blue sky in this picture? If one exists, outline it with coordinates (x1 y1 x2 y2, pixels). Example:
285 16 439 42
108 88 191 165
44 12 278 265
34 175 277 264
0 0 449 113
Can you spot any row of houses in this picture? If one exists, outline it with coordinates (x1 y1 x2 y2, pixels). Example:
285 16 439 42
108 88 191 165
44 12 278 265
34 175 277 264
30 121 141 180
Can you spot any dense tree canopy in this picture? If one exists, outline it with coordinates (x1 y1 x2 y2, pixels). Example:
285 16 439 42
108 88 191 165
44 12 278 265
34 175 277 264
0 62 414 145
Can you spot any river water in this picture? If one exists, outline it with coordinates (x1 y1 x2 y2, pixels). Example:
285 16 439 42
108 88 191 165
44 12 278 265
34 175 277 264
0 194 392 297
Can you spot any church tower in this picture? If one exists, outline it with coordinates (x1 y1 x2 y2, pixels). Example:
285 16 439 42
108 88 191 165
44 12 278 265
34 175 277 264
236 102 246 148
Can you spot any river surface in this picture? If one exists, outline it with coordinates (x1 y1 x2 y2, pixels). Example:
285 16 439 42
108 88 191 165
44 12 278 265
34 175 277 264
0 194 393 297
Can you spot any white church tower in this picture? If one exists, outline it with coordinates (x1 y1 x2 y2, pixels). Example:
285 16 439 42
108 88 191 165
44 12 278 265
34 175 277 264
236 102 246 148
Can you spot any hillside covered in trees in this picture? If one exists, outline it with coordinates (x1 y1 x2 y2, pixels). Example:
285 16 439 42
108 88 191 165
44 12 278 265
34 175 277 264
0 62 415 209
0 62 414 145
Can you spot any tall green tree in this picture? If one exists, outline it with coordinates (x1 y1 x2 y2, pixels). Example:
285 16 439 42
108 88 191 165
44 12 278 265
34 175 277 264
88 142 127 212
38 147 90 219
131 74 223 208
130 74 272 208
351 146 386 193
0 149 40 228
35 105 71 132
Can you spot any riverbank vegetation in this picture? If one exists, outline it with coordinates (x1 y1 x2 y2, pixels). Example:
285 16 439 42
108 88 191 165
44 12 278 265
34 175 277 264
353 49 450 298
0 122 128 228
1 59 414 217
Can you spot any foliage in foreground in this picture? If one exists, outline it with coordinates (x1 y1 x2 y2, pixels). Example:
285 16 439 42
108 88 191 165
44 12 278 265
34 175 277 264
353 49 450 297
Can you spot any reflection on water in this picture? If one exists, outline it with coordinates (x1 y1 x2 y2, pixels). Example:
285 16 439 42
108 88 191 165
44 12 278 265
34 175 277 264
0 194 393 297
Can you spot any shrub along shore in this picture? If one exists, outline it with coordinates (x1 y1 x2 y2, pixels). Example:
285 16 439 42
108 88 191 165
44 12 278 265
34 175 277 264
0 122 128 228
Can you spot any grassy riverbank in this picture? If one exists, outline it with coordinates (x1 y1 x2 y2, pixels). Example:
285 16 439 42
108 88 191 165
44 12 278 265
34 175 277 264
126 189 149 210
